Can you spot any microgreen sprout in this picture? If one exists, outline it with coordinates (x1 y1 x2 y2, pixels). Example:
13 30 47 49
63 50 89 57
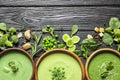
49 67 66 80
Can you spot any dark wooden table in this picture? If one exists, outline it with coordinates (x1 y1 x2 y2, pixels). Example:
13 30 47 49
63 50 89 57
0 0 120 79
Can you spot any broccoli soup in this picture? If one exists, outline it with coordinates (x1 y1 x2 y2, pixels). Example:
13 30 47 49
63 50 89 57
0 49 33 80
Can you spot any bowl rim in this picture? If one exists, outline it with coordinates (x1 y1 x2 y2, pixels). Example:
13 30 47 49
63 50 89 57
85 48 120 80
0 48 35 80
35 49 85 80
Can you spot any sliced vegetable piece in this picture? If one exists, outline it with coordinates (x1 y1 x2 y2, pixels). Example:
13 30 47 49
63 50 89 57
62 34 70 42
71 36 80 43
66 39 73 47
68 45 76 51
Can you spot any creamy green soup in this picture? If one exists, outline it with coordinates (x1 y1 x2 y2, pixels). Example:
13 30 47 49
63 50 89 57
89 53 120 80
0 51 33 80
38 53 82 80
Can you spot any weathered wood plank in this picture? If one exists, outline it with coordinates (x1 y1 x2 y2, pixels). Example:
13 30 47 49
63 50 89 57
0 0 120 6
0 7 120 30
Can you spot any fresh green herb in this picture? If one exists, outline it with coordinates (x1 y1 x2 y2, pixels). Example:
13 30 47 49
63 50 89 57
100 71 109 79
105 27 113 33
49 67 66 80
109 17 120 29
102 33 113 46
81 38 100 59
71 25 79 36
8 61 18 73
113 29 120 43
11 35 19 44
106 61 114 71
73 50 81 56
42 25 55 37
58 44 66 49
117 44 120 51
42 28 49 33
0 23 7 31
30 33 42 56
8 27 16 35
104 17 120 51
42 36 57 50
100 61 114 79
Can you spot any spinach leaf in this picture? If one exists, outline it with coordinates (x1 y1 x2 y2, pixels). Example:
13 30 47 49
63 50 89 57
102 33 113 46
109 17 119 29
81 38 100 59
71 25 78 36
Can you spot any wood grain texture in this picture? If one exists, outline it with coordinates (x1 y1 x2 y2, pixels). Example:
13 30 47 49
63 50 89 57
0 7 120 30
0 0 120 6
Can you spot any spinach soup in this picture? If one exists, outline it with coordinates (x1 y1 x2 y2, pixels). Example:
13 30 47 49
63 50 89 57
88 52 120 80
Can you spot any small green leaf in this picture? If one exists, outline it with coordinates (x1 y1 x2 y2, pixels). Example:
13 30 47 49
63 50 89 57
0 23 7 31
100 71 109 79
117 44 120 52
109 17 119 29
103 33 113 46
71 25 78 36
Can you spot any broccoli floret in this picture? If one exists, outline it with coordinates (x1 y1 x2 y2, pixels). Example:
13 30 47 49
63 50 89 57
0 34 8 46
0 23 7 31
5 40 13 47
11 35 19 43
9 27 16 35
0 31 4 36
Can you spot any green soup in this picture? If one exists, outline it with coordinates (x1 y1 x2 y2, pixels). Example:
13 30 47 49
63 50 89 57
89 53 120 80
38 53 82 80
0 51 33 80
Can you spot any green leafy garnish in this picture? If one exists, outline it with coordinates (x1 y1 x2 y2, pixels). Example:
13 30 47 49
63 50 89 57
49 67 66 80
104 17 120 51
73 50 81 56
109 17 120 29
117 44 120 51
100 61 114 79
100 71 109 79
106 61 114 71
102 33 113 46
71 25 79 36
8 61 18 73
30 33 42 56
81 38 100 59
